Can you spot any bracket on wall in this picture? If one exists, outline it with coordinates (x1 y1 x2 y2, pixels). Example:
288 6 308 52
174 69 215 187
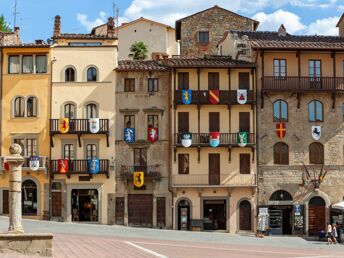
197 146 201 163
174 147 177 162
332 92 336 110
106 133 110 147
260 91 264 109
228 146 232 162
77 134 82 148
50 135 54 148
296 93 301 109
251 146 255 162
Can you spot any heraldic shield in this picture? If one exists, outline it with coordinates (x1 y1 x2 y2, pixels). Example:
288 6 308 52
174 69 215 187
88 158 100 175
275 123 286 139
237 89 247 104
209 132 220 147
237 132 248 147
182 90 192 105
133 171 144 188
148 127 158 143
124 128 135 143
58 159 68 174
29 156 40 171
312 125 321 141
59 118 69 134
181 132 192 147
89 118 100 134
209 90 219 105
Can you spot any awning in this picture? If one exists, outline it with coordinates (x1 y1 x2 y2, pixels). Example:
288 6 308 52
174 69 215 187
332 201 344 210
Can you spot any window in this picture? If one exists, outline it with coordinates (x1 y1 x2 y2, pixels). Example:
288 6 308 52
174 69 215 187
85 103 98 119
178 112 189 133
209 112 219 132
274 142 289 165
134 148 147 171
124 115 135 128
8 55 20 74
308 100 323 122
148 78 158 92
273 100 288 122
240 154 250 174
178 72 189 90
65 68 75 82
208 72 219 90
26 97 38 117
309 60 321 78
86 144 98 159
198 31 209 44
87 67 97 82
239 112 250 132
178 154 189 174
309 142 324 164
13 137 38 156
14 97 25 117
64 103 76 119
148 115 158 128
22 56 33 74
63 144 75 160
124 78 135 92
273 59 286 77
269 190 292 201
239 72 250 90
36 55 47 73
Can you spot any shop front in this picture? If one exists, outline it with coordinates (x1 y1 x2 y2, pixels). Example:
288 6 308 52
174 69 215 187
203 200 226 231
71 189 99 222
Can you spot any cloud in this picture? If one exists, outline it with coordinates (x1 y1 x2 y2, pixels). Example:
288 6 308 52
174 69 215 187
252 10 306 34
77 11 107 31
306 16 339 35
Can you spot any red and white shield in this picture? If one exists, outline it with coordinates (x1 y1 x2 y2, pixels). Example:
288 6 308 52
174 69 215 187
237 89 247 104
148 127 158 143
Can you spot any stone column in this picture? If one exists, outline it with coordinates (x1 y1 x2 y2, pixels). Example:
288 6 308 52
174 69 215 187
6 144 25 233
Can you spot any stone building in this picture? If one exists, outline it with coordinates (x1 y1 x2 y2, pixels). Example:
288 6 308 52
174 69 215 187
111 60 172 228
176 5 258 58
219 23 344 236
49 15 118 224
170 57 257 233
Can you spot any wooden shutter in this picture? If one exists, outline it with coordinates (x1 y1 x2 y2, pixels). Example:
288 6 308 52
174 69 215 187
309 143 324 164
239 72 250 90
209 112 220 132
178 72 189 90
239 112 250 132
52 192 62 217
240 154 250 174
178 154 189 174
178 112 189 133
209 154 220 185
208 72 219 90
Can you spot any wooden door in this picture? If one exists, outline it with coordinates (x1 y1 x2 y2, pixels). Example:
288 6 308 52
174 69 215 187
209 154 220 185
209 112 219 132
128 194 153 227
115 197 124 225
3 190 9 214
308 197 325 236
51 192 62 217
178 112 189 133
157 197 166 228
239 200 251 231
239 112 250 132
239 72 250 90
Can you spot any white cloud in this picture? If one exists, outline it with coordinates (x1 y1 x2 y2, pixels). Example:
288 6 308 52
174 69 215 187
252 10 306 34
306 16 339 35
77 11 107 31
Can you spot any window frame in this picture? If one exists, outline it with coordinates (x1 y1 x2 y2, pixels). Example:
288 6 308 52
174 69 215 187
273 59 287 78
26 96 38 118
12 135 39 157
13 96 25 118
178 154 189 174
22 55 34 74
273 142 289 165
87 67 98 82
65 67 76 82
239 154 251 174
8 55 20 74
309 142 324 164
308 100 324 122
85 103 98 119
148 78 159 92
64 102 77 119
198 31 209 44
124 78 135 92
208 72 219 90
177 72 189 90
273 99 288 122
35 55 47 74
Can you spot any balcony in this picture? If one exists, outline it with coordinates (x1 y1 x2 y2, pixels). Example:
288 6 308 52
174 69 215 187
0 156 47 171
174 90 255 105
50 159 109 178
120 165 161 180
50 119 110 147
263 76 344 92
172 174 256 187
174 133 255 147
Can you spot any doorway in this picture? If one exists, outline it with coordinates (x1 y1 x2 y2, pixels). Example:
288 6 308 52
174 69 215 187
239 200 252 231
269 205 293 235
203 200 226 230
308 196 325 236
71 189 98 222
178 199 191 230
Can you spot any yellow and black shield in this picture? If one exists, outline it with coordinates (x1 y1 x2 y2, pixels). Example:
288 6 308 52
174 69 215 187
133 172 144 188
59 118 69 134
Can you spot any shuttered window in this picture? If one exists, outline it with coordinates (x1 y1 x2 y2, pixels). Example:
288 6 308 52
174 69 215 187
178 112 189 133
124 78 135 92
240 154 250 174
239 72 250 90
178 72 189 90
178 154 189 174
209 112 219 132
208 72 219 90
309 142 324 164
274 142 289 165
239 112 250 132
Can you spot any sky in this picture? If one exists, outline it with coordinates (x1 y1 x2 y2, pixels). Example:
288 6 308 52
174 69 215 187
0 0 344 43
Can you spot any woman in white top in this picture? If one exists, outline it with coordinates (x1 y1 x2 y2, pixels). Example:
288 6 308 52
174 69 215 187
332 224 338 244
327 223 333 245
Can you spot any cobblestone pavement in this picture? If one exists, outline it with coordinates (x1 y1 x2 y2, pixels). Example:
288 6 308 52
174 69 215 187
0 217 343 258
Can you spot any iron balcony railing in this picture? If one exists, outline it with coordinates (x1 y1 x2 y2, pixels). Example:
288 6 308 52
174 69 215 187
120 165 161 180
174 133 255 147
263 76 344 92
50 159 109 178
0 156 47 170
174 90 255 105
50 119 109 135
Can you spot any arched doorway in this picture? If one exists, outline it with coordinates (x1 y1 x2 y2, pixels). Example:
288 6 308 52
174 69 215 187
177 199 191 230
239 200 251 231
22 180 37 215
308 196 326 236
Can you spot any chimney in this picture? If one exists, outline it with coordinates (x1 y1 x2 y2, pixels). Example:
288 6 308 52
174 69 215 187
151 52 169 61
336 13 344 37
14 27 21 44
107 17 115 37
278 24 287 36
35 39 44 45
53 15 61 37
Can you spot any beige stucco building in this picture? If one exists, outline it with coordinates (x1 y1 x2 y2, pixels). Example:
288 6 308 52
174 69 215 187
49 15 118 224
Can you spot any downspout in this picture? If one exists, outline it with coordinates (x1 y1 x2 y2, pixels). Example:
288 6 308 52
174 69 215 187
168 67 174 229
0 48 3 157
255 51 260 230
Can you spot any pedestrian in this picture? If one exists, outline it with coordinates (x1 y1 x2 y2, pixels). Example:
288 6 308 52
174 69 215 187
332 223 338 244
327 222 333 245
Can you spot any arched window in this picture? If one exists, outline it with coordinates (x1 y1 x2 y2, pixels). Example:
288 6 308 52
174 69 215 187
64 103 76 119
65 67 75 82
273 100 288 122
22 180 37 215
86 144 97 159
269 190 293 201
26 97 38 117
273 142 289 165
309 142 324 164
308 100 323 122
14 96 25 117
87 67 97 82
85 103 98 119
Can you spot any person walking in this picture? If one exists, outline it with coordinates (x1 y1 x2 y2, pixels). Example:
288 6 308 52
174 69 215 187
332 223 338 244
327 222 333 245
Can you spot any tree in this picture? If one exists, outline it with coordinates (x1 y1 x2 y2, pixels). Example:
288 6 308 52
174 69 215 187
128 41 148 60
0 14 11 32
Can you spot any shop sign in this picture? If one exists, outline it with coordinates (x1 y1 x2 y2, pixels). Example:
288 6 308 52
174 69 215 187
294 205 301 216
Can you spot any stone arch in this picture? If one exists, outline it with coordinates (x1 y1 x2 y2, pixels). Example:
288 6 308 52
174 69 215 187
22 176 41 216
175 197 193 230
236 197 255 232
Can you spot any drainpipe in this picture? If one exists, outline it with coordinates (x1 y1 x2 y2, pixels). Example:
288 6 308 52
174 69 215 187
255 53 260 232
168 67 174 230
0 48 3 157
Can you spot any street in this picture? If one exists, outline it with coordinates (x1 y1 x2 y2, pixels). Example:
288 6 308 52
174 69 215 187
0 217 343 258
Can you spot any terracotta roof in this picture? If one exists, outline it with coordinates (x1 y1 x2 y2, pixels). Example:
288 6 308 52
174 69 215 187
167 57 255 68
229 30 344 50
2 43 50 48
116 60 170 71
53 33 117 40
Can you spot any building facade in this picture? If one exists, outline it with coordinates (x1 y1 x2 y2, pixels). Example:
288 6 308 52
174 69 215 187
49 16 118 224
111 60 172 228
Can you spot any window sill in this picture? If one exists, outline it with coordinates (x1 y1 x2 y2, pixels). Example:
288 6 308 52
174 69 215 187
12 116 40 120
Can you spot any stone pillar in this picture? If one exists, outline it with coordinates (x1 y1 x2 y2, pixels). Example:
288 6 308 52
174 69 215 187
153 192 157 228
6 144 25 234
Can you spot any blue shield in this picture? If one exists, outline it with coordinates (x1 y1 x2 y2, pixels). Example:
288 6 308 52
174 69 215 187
209 132 220 148
88 158 100 174
124 128 135 143
182 90 192 105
